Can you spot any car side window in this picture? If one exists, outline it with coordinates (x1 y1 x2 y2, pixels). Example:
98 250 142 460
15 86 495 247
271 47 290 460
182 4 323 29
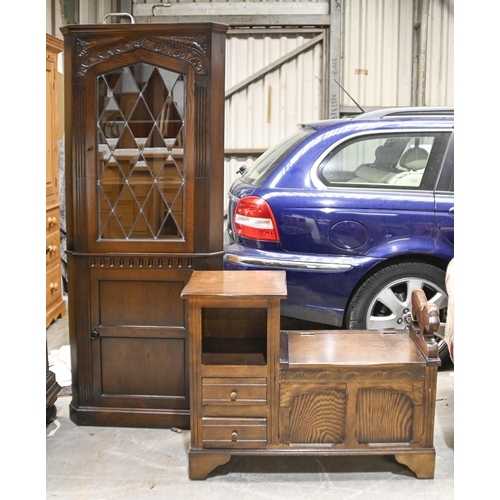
317 132 449 189
436 133 454 192
240 127 315 186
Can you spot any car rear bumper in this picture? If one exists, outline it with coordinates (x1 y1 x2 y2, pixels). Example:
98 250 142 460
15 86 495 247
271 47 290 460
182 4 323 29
223 244 382 327
224 252 353 271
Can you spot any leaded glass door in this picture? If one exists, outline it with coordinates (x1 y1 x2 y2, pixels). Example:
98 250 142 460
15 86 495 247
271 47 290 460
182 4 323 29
97 62 186 241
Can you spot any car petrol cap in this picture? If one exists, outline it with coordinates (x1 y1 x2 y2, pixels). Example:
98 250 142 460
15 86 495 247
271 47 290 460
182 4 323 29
329 221 369 250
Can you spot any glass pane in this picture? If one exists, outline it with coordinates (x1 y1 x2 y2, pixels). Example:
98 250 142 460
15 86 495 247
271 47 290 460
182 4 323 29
97 63 186 240
240 128 314 186
317 134 437 188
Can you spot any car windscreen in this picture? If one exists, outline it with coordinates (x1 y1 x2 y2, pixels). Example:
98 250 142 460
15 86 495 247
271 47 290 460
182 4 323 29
240 127 315 186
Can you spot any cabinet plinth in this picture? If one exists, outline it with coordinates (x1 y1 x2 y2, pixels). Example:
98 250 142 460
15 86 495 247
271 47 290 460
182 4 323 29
183 271 441 480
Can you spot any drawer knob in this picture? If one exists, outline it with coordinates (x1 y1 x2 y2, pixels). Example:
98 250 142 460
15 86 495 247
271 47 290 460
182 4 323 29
231 431 238 441
230 391 237 401
48 245 57 254
47 216 57 226
49 282 59 291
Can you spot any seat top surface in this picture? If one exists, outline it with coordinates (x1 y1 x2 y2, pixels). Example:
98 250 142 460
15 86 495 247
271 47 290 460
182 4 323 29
282 330 426 367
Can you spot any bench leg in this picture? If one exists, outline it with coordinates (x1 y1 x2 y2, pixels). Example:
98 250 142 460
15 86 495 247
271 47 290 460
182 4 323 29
188 452 231 480
394 451 436 479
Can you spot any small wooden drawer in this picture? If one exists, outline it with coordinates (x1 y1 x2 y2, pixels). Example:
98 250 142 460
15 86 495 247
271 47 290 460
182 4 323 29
46 233 60 266
202 417 267 448
46 263 63 308
46 208 60 233
202 378 266 405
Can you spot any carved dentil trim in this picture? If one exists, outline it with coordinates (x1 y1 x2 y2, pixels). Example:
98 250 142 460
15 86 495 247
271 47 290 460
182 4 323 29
75 34 209 76
90 257 194 269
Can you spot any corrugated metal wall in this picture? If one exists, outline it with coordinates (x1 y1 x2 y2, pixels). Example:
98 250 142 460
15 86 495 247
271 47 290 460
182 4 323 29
426 0 454 106
341 0 414 108
224 29 326 200
225 30 325 151
341 0 453 109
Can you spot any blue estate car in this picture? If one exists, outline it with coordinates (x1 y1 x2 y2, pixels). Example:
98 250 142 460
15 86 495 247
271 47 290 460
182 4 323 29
224 107 454 361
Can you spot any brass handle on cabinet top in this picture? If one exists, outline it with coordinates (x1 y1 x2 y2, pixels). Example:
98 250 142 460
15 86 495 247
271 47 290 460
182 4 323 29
230 391 237 401
231 431 238 441
49 282 59 291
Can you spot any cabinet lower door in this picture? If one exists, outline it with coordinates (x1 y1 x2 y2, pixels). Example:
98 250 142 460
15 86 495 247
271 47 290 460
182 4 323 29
90 268 190 412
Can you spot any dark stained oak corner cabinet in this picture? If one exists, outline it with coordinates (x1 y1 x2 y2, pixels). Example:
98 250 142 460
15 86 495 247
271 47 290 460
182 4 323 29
181 271 441 480
61 23 228 428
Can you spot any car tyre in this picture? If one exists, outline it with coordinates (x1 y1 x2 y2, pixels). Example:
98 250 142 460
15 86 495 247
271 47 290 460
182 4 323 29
346 262 450 362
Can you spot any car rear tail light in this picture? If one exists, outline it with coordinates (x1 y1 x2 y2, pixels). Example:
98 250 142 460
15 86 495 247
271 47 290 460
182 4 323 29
234 196 280 242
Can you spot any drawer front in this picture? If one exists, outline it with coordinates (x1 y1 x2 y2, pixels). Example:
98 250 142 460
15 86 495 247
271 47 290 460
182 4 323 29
46 207 60 234
46 233 60 266
202 417 267 448
202 377 266 405
46 263 63 309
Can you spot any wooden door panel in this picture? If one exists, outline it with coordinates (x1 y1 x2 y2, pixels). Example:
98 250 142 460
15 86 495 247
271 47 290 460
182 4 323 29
100 336 186 398
99 279 185 326
90 268 190 409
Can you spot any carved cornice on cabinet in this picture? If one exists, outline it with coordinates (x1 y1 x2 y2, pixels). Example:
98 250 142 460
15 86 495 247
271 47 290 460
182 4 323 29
75 35 209 76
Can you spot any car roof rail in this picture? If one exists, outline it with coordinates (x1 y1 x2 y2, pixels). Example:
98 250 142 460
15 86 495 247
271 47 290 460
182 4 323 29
352 107 454 120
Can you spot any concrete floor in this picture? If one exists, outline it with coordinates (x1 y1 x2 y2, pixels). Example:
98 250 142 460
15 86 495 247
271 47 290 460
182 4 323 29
46 303 454 499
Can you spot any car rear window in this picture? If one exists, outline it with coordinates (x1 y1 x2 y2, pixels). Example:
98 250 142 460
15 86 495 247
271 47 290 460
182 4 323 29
316 132 451 190
240 127 315 186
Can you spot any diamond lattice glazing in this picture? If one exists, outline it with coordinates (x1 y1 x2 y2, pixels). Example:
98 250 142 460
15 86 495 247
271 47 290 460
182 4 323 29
97 63 186 239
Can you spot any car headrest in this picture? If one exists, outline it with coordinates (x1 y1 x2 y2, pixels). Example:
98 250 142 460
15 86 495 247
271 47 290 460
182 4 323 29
400 147 429 171
374 144 401 170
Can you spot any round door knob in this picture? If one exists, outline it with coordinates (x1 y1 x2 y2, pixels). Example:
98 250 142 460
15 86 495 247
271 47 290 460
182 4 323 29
231 431 238 441
230 391 237 401
49 282 59 291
